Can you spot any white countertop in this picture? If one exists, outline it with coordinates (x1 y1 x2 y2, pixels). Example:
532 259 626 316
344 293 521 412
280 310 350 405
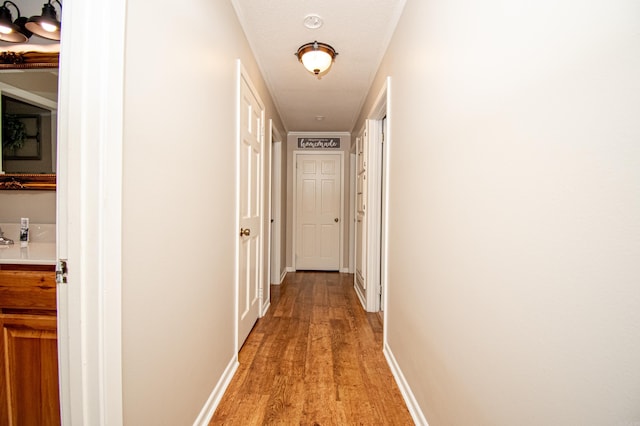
0 242 56 265
0 223 56 265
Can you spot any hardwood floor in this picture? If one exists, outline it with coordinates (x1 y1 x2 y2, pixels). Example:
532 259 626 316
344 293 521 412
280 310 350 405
210 271 414 425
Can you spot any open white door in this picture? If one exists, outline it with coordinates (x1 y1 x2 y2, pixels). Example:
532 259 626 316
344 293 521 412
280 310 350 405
237 67 264 348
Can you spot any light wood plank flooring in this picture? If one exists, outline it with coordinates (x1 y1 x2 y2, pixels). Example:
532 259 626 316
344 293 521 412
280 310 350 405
210 271 413 425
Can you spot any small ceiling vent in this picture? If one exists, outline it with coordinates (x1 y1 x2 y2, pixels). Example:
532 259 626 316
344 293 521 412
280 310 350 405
303 14 323 30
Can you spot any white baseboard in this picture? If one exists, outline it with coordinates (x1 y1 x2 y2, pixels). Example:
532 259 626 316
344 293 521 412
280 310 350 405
383 343 429 426
285 267 350 274
353 282 366 310
261 300 271 317
192 355 239 426
271 269 287 285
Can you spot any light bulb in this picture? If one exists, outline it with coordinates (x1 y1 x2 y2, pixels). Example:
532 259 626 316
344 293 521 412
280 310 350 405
0 25 12 34
40 22 57 32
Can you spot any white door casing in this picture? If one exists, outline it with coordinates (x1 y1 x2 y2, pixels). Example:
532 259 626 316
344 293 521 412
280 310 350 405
372 79 391 320
262 120 273 315
237 67 264 348
365 117 382 312
348 153 356 274
270 139 283 284
380 116 388 313
354 133 367 302
294 153 343 271
57 0 126 424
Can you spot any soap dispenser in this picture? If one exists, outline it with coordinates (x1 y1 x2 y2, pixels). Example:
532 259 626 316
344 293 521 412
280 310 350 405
20 218 29 247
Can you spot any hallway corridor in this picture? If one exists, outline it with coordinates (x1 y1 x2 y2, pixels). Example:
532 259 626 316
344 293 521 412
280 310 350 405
211 272 413 425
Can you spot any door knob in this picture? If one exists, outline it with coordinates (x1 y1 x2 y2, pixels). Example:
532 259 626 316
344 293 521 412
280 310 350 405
240 228 251 237
334 218 339 223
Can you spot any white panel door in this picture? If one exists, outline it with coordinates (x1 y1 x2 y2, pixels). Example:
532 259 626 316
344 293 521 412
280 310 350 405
355 135 367 294
296 154 341 270
238 73 264 347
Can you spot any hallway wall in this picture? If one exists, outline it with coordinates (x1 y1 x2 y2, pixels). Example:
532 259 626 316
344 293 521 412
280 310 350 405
121 1 284 424
357 0 640 424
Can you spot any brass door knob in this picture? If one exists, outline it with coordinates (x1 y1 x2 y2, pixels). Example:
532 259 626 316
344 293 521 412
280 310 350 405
240 228 251 237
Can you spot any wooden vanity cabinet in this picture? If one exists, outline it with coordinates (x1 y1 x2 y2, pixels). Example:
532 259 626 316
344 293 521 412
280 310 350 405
0 264 60 426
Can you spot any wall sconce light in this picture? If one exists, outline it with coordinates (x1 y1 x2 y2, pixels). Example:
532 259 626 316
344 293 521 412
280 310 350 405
295 41 337 79
25 0 61 41
0 1 30 43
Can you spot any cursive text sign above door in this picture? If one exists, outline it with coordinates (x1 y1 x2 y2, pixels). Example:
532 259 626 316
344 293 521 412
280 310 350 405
297 138 341 149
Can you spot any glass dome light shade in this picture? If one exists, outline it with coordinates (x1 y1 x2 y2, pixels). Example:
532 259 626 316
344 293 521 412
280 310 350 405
296 41 337 76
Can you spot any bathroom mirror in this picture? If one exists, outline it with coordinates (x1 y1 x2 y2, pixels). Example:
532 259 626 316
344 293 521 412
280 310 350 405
0 51 58 190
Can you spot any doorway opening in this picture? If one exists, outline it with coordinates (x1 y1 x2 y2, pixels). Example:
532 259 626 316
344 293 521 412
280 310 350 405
353 77 391 317
269 127 284 286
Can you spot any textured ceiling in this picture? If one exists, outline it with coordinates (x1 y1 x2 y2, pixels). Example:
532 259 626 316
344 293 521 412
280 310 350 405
231 0 406 133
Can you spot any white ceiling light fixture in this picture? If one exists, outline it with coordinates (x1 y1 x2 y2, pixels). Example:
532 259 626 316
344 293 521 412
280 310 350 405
295 41 337 79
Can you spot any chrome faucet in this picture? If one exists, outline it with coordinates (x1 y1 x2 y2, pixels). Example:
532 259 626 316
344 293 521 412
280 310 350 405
0 227 14 245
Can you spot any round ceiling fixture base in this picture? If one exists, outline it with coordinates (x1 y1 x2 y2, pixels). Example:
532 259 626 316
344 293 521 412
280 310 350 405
303 14 323 30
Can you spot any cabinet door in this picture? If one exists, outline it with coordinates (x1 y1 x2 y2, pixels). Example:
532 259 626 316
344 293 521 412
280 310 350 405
0 314 60 426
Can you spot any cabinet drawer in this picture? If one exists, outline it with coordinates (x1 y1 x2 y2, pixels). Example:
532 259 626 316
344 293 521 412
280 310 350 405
0 267 56 311
0 313 60 425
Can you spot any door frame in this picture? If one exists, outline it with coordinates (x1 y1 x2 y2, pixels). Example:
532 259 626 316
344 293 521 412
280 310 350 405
363 78 391 316
56 0 126 423
292 150 345 271
269 130 283 285
348 152 356 274
353 130 367 306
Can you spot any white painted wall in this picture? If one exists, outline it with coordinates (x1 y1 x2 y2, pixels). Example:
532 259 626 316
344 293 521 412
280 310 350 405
0 191 56 223
356 0 640 424
121 1 283 424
